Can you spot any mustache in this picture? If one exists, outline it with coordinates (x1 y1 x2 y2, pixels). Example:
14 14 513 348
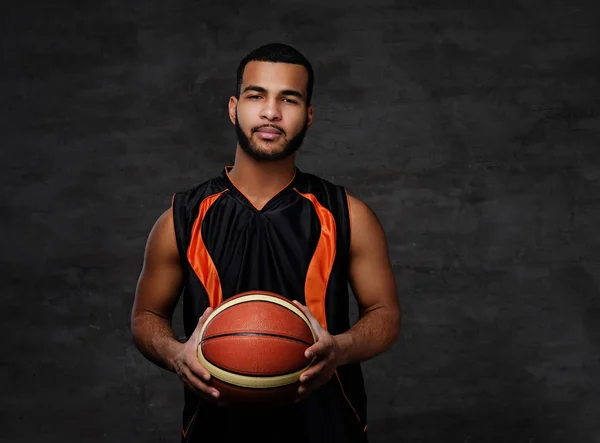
251 124 285 135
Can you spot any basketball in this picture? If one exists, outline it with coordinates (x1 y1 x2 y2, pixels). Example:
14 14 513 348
197 291 317 405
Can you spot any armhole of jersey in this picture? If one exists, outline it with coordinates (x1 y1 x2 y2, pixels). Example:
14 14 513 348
344 188 353 259
345 188 352 235
171 192 187 266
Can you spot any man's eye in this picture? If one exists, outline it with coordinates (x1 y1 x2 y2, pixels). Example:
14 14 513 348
248 95 261 99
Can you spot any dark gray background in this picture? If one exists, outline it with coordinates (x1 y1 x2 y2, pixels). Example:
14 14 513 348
2 0 599 442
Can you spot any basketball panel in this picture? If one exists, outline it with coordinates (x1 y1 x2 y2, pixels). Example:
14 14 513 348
203 300 315 345
201 335 311 376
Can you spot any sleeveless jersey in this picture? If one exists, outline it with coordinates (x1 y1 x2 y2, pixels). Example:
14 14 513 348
171 166 368 443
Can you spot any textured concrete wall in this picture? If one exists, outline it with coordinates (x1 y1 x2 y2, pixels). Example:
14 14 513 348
1 0 599 442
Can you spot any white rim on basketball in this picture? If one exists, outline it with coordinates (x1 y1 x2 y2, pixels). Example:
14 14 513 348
197 293 317 389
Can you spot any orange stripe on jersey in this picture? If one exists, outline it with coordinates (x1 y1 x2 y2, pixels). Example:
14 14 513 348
335 370 365 430
294 190 336 330
181 410 198 439
296 190 363 429
187 190 228 308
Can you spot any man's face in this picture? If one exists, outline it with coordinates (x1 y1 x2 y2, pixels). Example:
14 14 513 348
229 61 313 161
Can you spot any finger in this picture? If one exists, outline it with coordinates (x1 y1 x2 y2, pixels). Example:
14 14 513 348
296 380 319 400
182 366 212 394
298 371 331 395
298 373 330 396
182 366 220 399
304 339 331 360
295 390 310 402
292 300 313 321
293 301 325 336
184 380 215 404
187 358 212 382
196 307 214 329
190 307 214 346
299 360 325 383
295 381 312 402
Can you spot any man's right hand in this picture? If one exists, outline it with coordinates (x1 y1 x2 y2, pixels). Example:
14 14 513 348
172 307 223 404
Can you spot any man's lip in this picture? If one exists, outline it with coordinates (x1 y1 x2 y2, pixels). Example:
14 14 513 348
256 127 282 134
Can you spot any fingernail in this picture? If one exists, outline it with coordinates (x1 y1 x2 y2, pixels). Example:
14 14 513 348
212 391 219 398
203 373 210 381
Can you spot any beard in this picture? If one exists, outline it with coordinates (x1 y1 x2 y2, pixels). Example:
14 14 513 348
235 111 308 162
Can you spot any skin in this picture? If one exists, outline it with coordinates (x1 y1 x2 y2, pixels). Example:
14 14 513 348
294 193 400 401
130 60 401 406
226 61 314 209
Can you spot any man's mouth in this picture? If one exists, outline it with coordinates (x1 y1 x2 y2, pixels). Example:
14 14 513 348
255 127 283 140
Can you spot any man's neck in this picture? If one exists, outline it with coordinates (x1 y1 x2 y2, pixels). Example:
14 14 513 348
227 147 297 201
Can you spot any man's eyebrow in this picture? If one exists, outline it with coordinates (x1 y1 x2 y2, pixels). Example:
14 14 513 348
242 85 304 100
242 85 267 94
280 89 304 100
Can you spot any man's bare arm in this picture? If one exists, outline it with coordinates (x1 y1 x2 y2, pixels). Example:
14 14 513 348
130 207 220 401
335 194 402 366
130 207 185 372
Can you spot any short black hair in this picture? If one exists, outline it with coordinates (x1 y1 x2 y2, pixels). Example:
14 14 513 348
236 42 314 106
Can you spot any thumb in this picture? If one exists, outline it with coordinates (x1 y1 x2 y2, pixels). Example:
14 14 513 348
198 306 214 325
191 307 214 341
293 300 325 338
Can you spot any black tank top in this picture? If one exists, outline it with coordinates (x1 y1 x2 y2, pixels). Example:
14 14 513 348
172 166 368 443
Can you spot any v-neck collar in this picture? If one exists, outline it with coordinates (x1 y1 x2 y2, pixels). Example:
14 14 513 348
220 165 301 212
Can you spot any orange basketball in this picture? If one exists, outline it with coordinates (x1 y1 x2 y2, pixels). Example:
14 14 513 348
197 292 317 405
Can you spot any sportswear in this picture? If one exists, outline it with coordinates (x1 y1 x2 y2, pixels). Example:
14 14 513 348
171 166 368 443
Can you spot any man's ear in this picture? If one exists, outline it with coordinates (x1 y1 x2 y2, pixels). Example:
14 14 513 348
306 104 314 129
228 96 238 125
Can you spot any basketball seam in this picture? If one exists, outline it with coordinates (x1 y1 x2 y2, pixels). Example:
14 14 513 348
205 359 306 378
201 332 312 346
199 294 317 345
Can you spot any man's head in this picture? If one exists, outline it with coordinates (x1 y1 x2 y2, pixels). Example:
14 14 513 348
228 43 314 162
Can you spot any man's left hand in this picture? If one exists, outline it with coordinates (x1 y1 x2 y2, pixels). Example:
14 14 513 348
292 300 342 402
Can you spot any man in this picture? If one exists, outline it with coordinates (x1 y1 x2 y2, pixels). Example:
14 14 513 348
131 43 401 443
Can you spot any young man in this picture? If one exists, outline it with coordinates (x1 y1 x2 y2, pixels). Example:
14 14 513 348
131 43 401 443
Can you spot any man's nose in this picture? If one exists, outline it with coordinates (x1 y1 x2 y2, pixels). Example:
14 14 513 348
260 98 282 121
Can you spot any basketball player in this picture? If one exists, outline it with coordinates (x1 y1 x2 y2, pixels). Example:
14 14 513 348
131 43 401 443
